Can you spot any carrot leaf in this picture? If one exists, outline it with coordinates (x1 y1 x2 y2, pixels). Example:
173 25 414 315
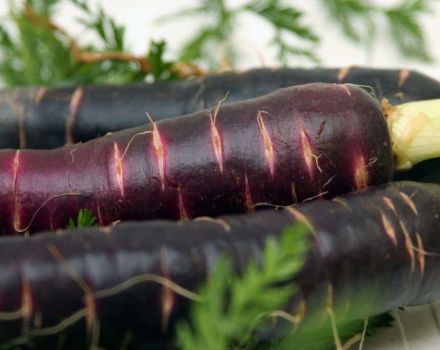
321 0 433 62
0 0 435 86
0 0 182 87
176 223 310 349
66 208 97 229
166 0 434 68
148 40 179 82
385 0 433 62
177 222 394 349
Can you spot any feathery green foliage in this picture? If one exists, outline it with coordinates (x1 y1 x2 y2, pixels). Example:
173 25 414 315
66 208 97 229
177 223 394 350
160 0 321 67
321 0 433 62
148 40 180 81
272 308 394 350
0 0 435 86
384 0 433 61
165 0 433 67
0 0 178 86
177 223 310 350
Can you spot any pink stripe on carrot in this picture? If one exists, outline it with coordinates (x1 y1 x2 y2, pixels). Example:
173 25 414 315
210 119 223 174
113 142 124 198
353 155 368 190
398 69 410 88
12 150 20 192
257 111 275 177
244 174 253 211
65 87 84 145
21 277 33 327
380 212 397 245
337 66 353 82
151 122 166 190
178 187 189 220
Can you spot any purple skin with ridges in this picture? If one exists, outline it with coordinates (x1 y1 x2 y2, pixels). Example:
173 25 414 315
0 67 438 149
0 181 437 350
0 83 393 234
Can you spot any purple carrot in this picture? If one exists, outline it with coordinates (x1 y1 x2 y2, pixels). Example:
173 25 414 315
0 67 439 149
0 181 437 349
0 83 400 234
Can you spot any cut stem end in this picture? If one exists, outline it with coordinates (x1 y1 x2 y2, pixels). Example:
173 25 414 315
386 98 440 170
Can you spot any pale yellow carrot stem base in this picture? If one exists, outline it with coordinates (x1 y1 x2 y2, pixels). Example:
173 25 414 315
385 98 440 170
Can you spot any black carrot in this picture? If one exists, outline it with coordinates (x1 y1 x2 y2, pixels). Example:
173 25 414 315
0 181 437 349
0 67 438 149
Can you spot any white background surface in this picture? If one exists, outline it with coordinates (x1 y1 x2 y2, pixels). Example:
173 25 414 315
2 1 440 349
1 0 440 78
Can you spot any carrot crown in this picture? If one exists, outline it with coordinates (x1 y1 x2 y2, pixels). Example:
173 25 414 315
386 98 440 170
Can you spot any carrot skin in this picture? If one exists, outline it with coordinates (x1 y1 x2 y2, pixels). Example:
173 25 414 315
0 67 438 149
0 83 393 234
0 181 437 349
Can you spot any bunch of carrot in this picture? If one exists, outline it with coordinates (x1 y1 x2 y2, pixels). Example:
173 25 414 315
0 67 440 349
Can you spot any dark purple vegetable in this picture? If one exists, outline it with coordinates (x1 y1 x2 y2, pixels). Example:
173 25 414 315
0 181 437 350
0 83 396 234
0 67 438 149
